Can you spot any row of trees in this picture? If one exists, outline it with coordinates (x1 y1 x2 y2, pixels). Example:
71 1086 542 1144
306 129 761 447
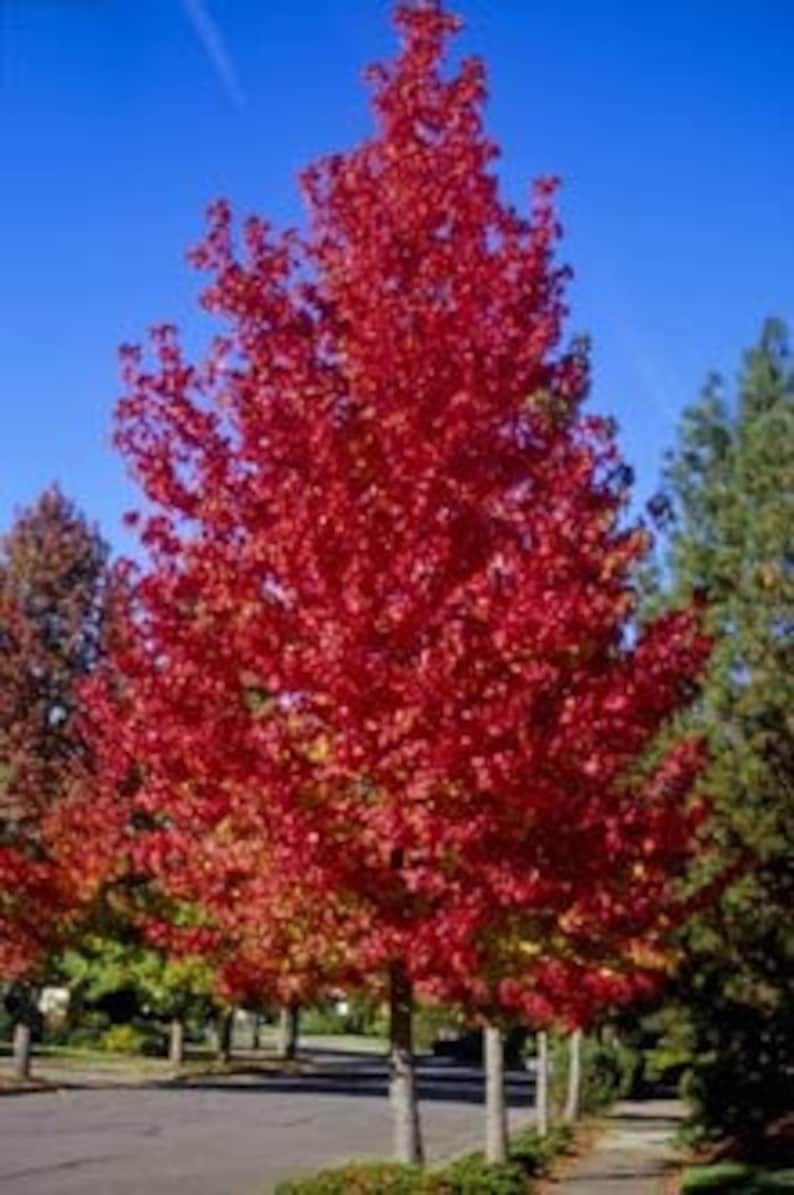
1 0 790 1167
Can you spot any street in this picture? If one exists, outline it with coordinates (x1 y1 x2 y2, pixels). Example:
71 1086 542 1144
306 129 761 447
0 1053 535 1195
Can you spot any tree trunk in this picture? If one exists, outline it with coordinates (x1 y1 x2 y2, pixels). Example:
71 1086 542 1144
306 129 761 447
484 1023 508 1163
169 1016 185 1067
13 1020 32 1081
564 1028 582 1123
278 1003 300 1060
536 1029 550 1137
389 960 424 1164
217 1009 233 1063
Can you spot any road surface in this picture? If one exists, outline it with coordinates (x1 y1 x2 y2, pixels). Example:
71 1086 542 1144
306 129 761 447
0 1052 535 1195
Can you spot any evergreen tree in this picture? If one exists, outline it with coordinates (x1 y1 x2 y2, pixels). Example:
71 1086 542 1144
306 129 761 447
657 318 794 1152
0 488 112 1075
0 486 110 838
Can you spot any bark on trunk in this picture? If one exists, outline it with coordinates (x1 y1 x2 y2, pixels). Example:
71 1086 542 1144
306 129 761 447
484 1024 508 1164
13 1021 32 1081
278 1003 300 1060
389 960 424 1164
564 1028 582 1123
169 1016 185 1067
217 1009 233 1063
536 1029 550 1137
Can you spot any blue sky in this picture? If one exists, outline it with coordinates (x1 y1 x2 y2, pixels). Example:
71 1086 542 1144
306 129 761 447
1 0 792 550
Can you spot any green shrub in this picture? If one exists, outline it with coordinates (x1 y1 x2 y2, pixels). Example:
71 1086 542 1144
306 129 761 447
299 1004 354 1037
509 1124 571 1174
412 1004 464 1053
299 999 459 1046
274 1156 528 1194
0 1003 14 1043
344 995 389 1038
549 1034 641 1116
274 1122 573 1193
274 1158 528 1194
681 1164 794 1192
300 999 430 1042
99 1024 147 1054
680 1036 793 1153
757 1175 794 1193
645 1045 692 1085
42 1019 74 1047
433 1154 526 1193
64 1010 111 1048
275 1162 426 1194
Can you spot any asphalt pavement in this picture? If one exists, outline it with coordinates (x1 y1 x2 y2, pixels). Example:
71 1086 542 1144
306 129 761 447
0 1052 536 1195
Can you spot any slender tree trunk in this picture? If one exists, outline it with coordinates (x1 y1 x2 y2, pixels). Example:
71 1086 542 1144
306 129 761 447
169 1016 185 1067
13 1021 32 1081
252 1013 262 1051
564 1028 582 1123
536 1029 549 1137
217 1009 233 1063
389 960 424 1164
278 1003 300 1060
484 1023 508 1163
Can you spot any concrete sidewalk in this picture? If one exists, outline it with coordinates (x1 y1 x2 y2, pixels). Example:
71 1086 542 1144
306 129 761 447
556 1098 684 1193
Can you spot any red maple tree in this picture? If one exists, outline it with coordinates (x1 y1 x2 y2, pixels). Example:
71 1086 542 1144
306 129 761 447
90 2 711 1159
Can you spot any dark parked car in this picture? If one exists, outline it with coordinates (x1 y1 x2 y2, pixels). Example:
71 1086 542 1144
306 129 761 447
433 1027 527 1066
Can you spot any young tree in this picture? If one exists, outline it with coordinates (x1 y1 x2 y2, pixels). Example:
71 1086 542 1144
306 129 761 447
96 1 710 1161
563 1028 583 1123
655 318 794 1152
277 1003 301 1061
0 488 112 1076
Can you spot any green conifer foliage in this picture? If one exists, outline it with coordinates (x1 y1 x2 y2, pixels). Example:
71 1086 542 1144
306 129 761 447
658 319 794 1151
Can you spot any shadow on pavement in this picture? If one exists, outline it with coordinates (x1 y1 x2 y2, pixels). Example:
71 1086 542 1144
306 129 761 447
27 1055 536 1107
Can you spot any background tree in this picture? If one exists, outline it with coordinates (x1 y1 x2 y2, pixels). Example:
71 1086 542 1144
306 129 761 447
59 933 216 1066
654 317 794 1154
0 487 112 1076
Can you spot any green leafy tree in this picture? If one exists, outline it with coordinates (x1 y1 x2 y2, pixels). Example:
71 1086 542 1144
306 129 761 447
60 934 215 1063
655 318 794 1152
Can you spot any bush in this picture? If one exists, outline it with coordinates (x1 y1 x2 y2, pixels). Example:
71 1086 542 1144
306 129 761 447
64 1010 112 1048
300 1004 354 1037
99 1024 148 1054
435 1154 526 1193
275 1123 572 1193
509 1125 572 1174
275 1162 426 1194
274 1159 528 1194
412 1004 464 1053
680 1036 793 1154
0 1002 14 1043
681 1164 794 1192
645 1045 692 1086
549 1034 641 1116
42 1019 75 1047
345 995 389 1038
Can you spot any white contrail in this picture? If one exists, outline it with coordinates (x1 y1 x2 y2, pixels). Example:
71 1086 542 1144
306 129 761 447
180 0 245 110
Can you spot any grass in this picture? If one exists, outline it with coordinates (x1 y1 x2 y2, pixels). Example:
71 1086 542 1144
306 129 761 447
0 1037 343 1091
